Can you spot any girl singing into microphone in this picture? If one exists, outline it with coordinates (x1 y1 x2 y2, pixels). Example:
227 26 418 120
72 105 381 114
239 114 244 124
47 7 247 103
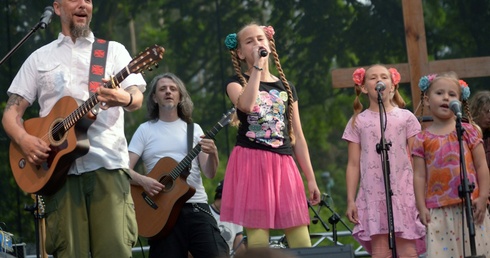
343 64 426 257
412 72 490 257
220 23 321 249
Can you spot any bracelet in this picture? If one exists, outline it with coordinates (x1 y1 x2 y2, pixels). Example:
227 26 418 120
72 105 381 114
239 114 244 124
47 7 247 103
124 93 133 107
253 65 263 71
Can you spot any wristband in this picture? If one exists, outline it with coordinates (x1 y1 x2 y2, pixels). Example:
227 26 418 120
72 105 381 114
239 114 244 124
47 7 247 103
253 65 263 71
124 93 133 107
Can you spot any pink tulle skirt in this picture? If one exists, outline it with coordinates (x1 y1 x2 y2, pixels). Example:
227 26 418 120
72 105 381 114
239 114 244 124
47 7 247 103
220 146 310 229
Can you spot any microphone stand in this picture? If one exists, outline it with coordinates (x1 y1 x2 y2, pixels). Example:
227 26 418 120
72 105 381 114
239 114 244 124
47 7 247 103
320 196 352 246
308 201 330 232
455 116 486 258
375 90 397 258
0 18 48 66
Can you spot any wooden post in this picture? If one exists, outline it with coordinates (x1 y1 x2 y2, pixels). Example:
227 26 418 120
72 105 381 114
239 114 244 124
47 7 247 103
402 0 429 116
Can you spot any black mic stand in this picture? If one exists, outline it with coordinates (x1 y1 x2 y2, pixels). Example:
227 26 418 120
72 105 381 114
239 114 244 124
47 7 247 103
320 195 352 246
0 16 49 66
375 91 397 258
455 116 486 258
308 201 330 232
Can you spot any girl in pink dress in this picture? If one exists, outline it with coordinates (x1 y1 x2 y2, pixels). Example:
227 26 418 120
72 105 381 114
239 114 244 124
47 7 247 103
412 72 490 257
343 65 426 257
220 23 321 248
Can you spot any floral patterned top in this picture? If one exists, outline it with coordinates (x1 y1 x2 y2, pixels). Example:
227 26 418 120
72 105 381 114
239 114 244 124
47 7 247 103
226 75 297 155
412 123 482 208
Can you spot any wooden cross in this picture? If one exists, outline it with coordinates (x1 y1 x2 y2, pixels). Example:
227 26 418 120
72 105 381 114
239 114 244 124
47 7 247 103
331 0 490 117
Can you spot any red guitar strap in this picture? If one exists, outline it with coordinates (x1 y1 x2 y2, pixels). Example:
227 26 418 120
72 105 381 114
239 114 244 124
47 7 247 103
88 38 109 114
89 38 109 93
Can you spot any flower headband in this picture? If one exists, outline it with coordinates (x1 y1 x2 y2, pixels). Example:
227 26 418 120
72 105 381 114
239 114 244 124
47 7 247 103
459 79 471 100
260 26 275 40
224 25 275 50
418 74 471 100
352 67 401 86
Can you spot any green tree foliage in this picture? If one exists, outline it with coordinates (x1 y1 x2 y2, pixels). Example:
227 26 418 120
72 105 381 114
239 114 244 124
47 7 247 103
1 0 489 252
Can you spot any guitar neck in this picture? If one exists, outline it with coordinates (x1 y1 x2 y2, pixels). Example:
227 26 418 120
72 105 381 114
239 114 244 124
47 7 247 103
63 66 131 129
167 124 223 180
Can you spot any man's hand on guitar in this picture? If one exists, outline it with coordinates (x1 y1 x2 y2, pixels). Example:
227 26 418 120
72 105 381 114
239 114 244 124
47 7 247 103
19 133 50 165
96 86 132 110
139 175 165 197
199 136 217 156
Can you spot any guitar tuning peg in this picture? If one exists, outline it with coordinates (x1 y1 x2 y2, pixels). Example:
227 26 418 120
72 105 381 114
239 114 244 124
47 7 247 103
148 67 153 71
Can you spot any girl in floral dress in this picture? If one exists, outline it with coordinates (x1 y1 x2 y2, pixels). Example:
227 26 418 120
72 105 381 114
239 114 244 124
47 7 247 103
412 72 490 257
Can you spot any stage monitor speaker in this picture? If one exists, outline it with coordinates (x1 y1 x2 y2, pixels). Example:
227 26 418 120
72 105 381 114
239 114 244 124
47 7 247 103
6 243 26 258
283 245 355 258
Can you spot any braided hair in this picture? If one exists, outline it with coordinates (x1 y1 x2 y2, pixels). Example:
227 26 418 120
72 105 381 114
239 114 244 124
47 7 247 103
226 23 296 145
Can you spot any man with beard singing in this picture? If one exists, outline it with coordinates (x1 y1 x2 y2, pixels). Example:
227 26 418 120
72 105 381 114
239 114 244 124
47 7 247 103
2 0 146 257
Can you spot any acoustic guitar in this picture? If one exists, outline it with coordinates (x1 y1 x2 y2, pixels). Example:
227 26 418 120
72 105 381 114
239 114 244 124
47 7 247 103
9 45 165 195
132 108 235 239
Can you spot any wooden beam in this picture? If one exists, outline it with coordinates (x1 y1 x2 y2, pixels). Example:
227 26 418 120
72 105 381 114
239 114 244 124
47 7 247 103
331 57 490 88
429 56 490 77
331 0 490 120
331 64 410 89
402 0 429 116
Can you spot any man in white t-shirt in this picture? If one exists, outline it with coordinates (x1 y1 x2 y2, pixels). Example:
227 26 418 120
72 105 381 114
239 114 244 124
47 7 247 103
128 73 229 258
210 180 246 256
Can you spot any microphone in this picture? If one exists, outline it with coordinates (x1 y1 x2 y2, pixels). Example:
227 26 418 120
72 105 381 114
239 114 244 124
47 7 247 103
449 100 462 119
258 47 268 57
39 6 54 29
375 81 386 92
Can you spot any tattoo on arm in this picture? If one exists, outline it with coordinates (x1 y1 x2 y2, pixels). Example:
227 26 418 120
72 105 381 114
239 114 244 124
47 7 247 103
5 94 24 111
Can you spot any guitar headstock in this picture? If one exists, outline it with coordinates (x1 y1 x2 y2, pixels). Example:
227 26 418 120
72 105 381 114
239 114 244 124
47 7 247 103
218 107 236 127
31 194 45 217
128 44 165 74
37 195 45 216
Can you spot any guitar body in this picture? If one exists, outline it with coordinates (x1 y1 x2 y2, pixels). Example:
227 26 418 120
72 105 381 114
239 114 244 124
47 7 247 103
9 96 93 195
7 45 165 195
131 157 196 239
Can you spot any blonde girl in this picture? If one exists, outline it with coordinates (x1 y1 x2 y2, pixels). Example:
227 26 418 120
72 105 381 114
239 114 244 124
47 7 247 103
343 65 426 257
412 72 490 257
220 23 321 248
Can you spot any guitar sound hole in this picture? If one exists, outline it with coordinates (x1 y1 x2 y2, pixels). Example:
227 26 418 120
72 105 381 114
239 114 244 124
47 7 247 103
160 175 174 192
52 122 66 141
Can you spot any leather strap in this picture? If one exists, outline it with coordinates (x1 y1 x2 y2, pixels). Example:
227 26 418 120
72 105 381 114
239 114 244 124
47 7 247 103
88 38 109 114
183 122 194 177
89 38 109 93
